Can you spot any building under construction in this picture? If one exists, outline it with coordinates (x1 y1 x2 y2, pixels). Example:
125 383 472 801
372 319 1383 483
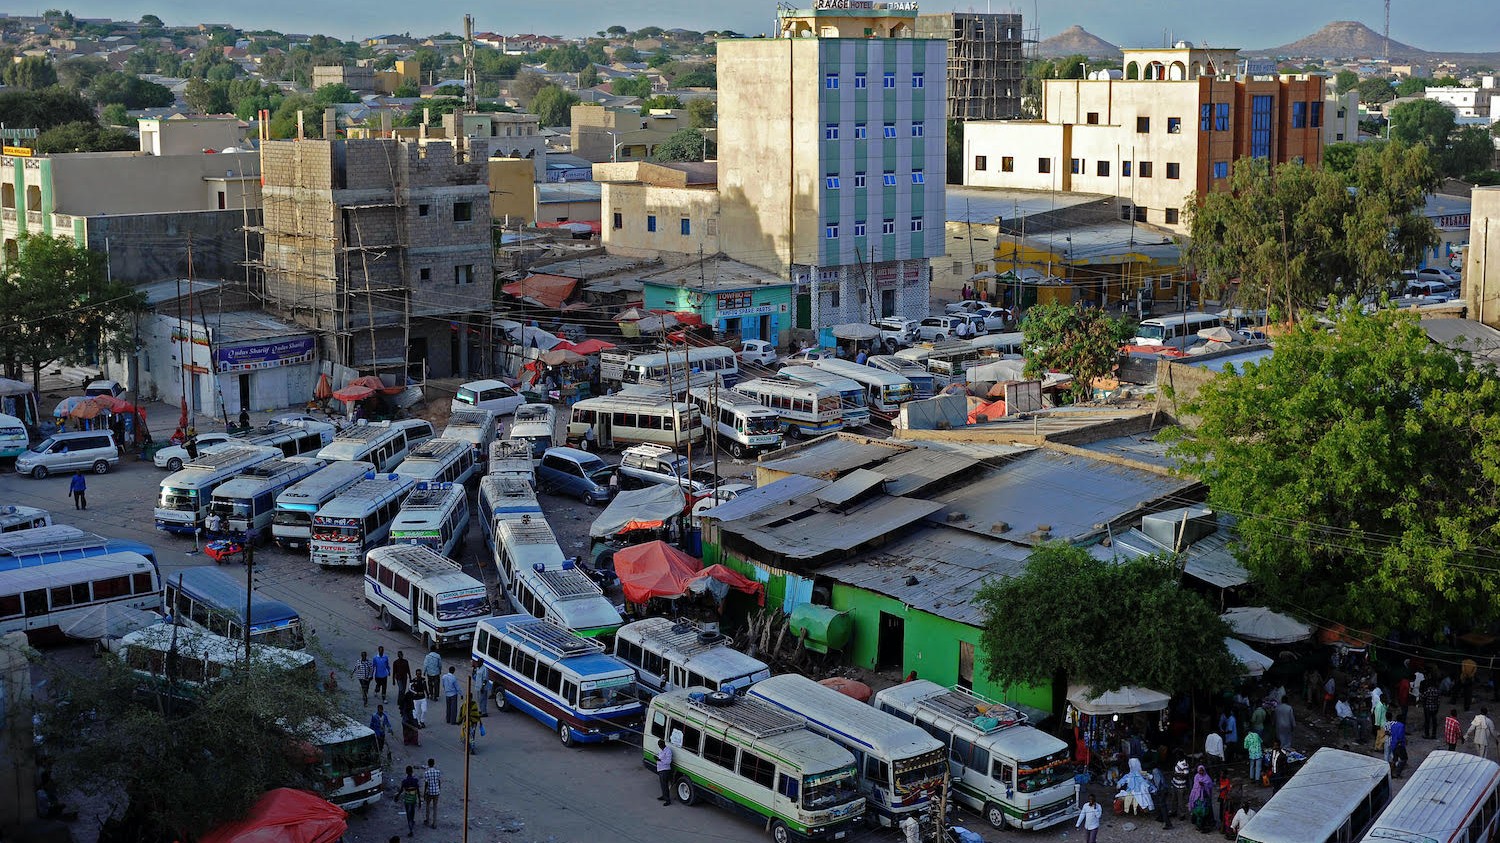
255 123 494 380
916 12 1026 121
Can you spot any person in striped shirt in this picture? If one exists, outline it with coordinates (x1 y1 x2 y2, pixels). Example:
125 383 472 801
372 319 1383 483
422 758 443 828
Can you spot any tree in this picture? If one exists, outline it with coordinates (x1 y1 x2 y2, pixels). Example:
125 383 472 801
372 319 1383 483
184 77 231 114
686 96 715 129
640 94 683 110
1019 303 1132 402
946 119 962 184
89 71 174 109
313 83 358 105
647 48 673 68
56 55 107 91
34 121 134 153
607 25 628 36
101 102 129 126
0 88 96 131
1335 69 1359 93
1395 76 1428 97
511 70 548 102
1356 76 1397 104
612 75 652 98
413 47 443 75
539 44 590 73
2 56 57 90
1322 140 1364 175
1167 306 1500 632
577 64 598 89
612 45 642 63
1389 98 1456 150
392 80 419 98
669 67 716 89
1445 126 1494 179
0 236 144 390
651 127 712 162
530 84 580 127
139 13 164 28
975 544 1238 694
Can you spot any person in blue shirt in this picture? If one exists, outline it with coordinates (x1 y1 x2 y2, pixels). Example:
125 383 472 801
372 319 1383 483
372 646 391 703
369 704 393 757
69 472 87 510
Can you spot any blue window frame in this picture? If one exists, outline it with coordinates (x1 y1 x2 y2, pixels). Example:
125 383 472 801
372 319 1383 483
825 123 839 140
883 72 895 88
1311 101 1323 128
853 220 866 237
854 172 866 188
825 223 839 240
1212 161 1229 179
911 170 925 185
1292 101 1307 129
825 174 840 189
854 123 867 139
680 218 691 235
1250 95 1273 159
1200 104 1212 131
646 215 657 233
882 171 897 187
1215 102 1230 132
825 73 839 89
911 123 924 138
883 122 896 138
911 72 925 88
854 72 867 89
1123 160 1133 177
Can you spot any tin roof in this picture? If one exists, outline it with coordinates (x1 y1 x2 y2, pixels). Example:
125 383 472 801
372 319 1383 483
756 436 910 480
696 474 828 524
726 494 944 562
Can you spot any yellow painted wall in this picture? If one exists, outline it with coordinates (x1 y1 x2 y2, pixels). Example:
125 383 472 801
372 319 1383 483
488 158 537 225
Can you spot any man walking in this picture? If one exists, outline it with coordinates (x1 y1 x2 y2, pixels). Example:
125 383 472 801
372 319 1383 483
372 646 391 703
442 666 461 725
1386 718 1407 778
369 704 392 757
399 766 421 837
1204 729 1226 766
352 651 375 706
410 673 429 728
1076 794 1102 843
1446 708 1464 751
1274 700 1296 749
1243 728 1263 785
1151 764 1172 829
655 739 674 805
423 646 442 702
421 758 442 828
1466 708 1496 759
1171 756 1190 818
69 471 87 510
1423 682 1443 740
393 650 411 698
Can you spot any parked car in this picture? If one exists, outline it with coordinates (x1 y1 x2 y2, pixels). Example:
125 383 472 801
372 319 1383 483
1416 267 1461 290
973 306 1014 332
153 431 239 471
451 379 524 416
944 299 987 315
616 444 721 495
536 446 617 505
738 339 778 367
781 348 835 366
1403 280 1453 301
916 315 971 342
84 379 126 399
952 313 988 337
15 430 118 478
871 318 917 350
689 482 754 523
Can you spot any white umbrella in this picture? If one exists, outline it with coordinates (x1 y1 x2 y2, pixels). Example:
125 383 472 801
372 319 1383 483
637 314 680 333
1198 325 1238 343
830 322 881 341
1067 684 1171 715
61 604 163 641
1220 607 1313 645
1225 637 1275 677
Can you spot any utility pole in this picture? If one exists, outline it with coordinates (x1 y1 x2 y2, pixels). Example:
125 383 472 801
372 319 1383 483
462 670 473 843
243 538 255 662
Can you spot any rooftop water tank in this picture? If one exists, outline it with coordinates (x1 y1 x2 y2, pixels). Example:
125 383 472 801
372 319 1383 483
789 604 852 654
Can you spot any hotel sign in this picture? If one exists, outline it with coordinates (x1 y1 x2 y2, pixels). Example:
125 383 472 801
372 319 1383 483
814 0 919 9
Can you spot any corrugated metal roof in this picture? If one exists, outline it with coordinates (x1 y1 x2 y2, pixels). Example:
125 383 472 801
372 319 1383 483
729 495 944 561
815 468 887 506
931 450 1191 545
1077 432 1179 472
876 448 981 497
698 474 828 524
756 437 909 480
820 527 1032 626
1095 526 1249 589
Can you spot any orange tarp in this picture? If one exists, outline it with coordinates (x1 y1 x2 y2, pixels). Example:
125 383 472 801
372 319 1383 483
502 274 578 309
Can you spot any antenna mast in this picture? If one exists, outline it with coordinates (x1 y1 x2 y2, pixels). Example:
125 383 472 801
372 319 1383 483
1383 0 1391 61
463 13 477 113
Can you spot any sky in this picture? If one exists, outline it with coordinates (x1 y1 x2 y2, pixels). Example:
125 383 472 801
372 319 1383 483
37 0 1500 53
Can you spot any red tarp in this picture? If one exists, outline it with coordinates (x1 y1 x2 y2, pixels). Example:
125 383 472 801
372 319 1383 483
613 540 702 605
199 788 347 843
556 338 617 356
1119 344 1186 358
347 375 404 396
502 273 579 309
695 563 765 606
967 398 1008 425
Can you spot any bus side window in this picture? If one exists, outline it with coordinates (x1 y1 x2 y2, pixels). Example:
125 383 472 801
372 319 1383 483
670 719 701 753
777 773 799 802
866 756 890 785
650 711 666 740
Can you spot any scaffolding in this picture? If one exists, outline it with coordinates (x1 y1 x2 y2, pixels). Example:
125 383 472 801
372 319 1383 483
917 12 1030 122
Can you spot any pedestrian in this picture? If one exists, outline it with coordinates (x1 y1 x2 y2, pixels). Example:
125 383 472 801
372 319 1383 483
393 649 411 697
1274 700 1296 749
1204 729 1225 766
423 646 442 702
1462 659 1478 710
369 704 392 756
421 758 442 828
1249 701 1267 741
1189 764 1214 832
372 645 391 703
399 766 421 836
1151 763 1172 829
1243 728 1263 785
1423 682 1443 739
582 425 596 453
1116 757 1154 815
1222 710 1239 760
352 651 375 706
442 666 461 725
1466 707 1496 759
399 686 420 746
1171 756 1190 818
1230 800 1258 835
238 407 251 432
854 348 867 365
655 739 674 805
478 672 493 717
1217 769 1233 826
1076 794 1102 843
462 696 483 754
410 673 429 728
1268 741 1288 792
1446 708 1464 751
69 471 87 510
1397 675 1413 723
1388 718 1408 778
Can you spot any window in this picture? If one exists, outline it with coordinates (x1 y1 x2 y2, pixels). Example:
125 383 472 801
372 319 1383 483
453 201 473 222
1122 160 1132 177
825 174 840 189
854 172 866 188
824 123 839 140
830 288 840 308
1070 158 1082 175
911 170 925 184
1311 101 1323 128
854 123 867 139
740 751 776 788
911 123 924 137
670 720 702 753
911 217 924 232
1001 156 1014 172
1097 160 1110 177
1165 208 1180 225
1292 101 1307 128
1166 162 1180 179
853 220 866 237
854 72 867 88
679 218 690 236
883 72 895 88
1136 116 1150 133
1215 102 1230 132
883 122 896 139
825 72 839 89
1134 206 1147 223
882 171 897 187
825 222 839 239
1086 112 1099 125
973 155 987 171
454 264 474 285
1200 104 1211 131
1038 158 1051 174
419 267 431 281
882 219 895 235
418 204 430 217
612 212 622 230
1212 161 1229 179
1138 161 1153 178
777 773 800 802
1250 95 1273 158
911 72 924 88
1167 116 1181 134
647 215 657 232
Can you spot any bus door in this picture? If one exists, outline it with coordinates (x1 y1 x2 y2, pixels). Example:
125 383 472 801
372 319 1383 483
410 587 422 632
598 414 613 449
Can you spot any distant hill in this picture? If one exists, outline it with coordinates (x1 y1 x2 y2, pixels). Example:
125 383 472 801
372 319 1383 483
1261 20 1418 58
1038 26 1120 59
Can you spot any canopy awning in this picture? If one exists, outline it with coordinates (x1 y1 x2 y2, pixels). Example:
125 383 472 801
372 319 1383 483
1220 607 1313 645
1226 636 1274 677
613 540 703 605
502 273 579 309
199 788 347 843
1067 684 1171 715
590 485 687 539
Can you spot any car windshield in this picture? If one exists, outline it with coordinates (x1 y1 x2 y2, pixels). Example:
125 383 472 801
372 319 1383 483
159 487 200 511
803 766 860 810
273 510 311 528
436 594 489 621
1017 749 1072 793
1135 323 1169 341
687 468 718 486
30 438 56 454
455 390 476 405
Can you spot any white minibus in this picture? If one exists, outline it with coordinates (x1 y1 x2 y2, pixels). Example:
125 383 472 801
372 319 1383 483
777 366 871 427
388 481 470 558
1236 747 1389 843
310 473 417 567
317 420 418 472
807 358 914 418
968 332 1024 356
208 456 325 542
272 460 375 550
489 440 537 487
734 377 844 439
508 403 558 462
441 408 498 464
873 680 1076 831
511 559 623 639
567 395 705 450
750 673 949 829
493 512 567 593
0 505 51 533
477 474 543 552
393 437 478 487
894 342 982 386
620 346 740 388
867 355 935 399
155 446 281 536
0 552 161 645
1131 312 1220 348
364 544 489 649
613 617 771 696
165 564 305 649
120 624 313 701
687 388 782 458
1355 750 1500 843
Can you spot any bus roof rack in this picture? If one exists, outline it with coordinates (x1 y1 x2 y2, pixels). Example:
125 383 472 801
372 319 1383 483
374 544 463 573
534 566 603 600
914 686 1027 733
686 692 805 738
633 617 730 655
508 617 604 658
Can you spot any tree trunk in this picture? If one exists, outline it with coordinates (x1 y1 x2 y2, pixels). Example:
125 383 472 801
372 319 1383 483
30 360 40 396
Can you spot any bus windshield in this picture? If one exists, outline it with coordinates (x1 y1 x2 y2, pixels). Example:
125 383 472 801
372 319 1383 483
160 487 200 511
1017 750 1072 793
436 594 489 621
818 396 841 415
274 510 312 528
578 677 639 710
1135 323 1169 341
803 766 860 810
210 499 251 519
745 415 780 435
312 522 361 543
884 383 913 403
894 748 949 790
257 623 304 649
319 732 380 779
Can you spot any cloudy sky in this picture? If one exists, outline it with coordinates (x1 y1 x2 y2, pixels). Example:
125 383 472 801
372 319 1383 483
49 0 1500 53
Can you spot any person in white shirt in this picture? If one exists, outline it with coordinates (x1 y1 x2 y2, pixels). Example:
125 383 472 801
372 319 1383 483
1205 730 1226 764
1231 802 1258 833
655 739 675 805
1076 794 1102 843
1335 698 1354 720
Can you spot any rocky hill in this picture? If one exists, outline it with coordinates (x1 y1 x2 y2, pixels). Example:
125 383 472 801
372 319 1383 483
1262 20 1419 58
1038 26 1120 59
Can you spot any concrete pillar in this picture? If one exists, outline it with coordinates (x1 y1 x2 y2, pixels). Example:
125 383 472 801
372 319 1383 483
322 108 336 141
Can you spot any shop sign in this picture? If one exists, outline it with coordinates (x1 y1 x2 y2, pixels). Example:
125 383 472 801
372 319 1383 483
214 336 315 373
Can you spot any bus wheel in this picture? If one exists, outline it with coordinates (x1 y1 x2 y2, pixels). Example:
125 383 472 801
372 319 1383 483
785 425 802 441
985 802 1007 829
380 607 394 631
675 775 698 805
558 723 575 747
770 820 791 843
729 441 745 459
493 691 509 711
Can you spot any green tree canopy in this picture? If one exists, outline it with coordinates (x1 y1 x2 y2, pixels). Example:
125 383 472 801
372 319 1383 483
1395 76 1428 97
651 127 713 162
1335 69 1359 93
612 75 652 98
1323 140 1364 175
640 94 683 110
2 56 57 90
184 77 231 114
1446 125 1494 179
612 45 642 63
1168 306 1500 632
607 25 628 36
34 120 134 153
1356 76 1397 104
686 96 715 129
56 55 107 90
530 84 580 126
1389 98 1456 150
669 67 717 88
0 88 96 131
88 71 174 109
577 64 599 89
313 82 359 105
1019 302 1132 401
975 544 1238 694
101 102 129 126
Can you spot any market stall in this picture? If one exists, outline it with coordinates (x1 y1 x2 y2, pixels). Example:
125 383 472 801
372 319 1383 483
1066 684 1172 771
1220 607 1313 645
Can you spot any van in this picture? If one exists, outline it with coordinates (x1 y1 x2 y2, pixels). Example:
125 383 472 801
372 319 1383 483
537 447 617 505
451 379 524 416
15 430 118 478
84 380 126 399
0 413 29 458
617 444 716 495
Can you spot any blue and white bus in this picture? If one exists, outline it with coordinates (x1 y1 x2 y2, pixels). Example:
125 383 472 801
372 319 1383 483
734 377 845 439
208 456 326 543
165 565 305 649
388 482 470 558
777 365 872 427
364 544 488 650
472 614 644 746
476 474 543 552
392 438 479 488
271 460 375 550
0 524 157 571
0 552 162 645
155 446 281 535
310 473 417 568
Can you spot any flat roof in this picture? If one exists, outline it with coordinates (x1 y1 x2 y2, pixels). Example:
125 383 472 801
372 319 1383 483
756 436 910 480
642 257 791 292
946 185 1108 224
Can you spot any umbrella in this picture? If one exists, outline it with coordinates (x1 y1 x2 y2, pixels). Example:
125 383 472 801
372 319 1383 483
53 395 93 417
819 677 873 702
69 397 112 420
61 604 162 641
1198 325 1238 343
314 372 333 401
615 307 648 322
1225 637 1275 677
538 348 586 366
830 322 880 341
332 383 376 403
559 338 616 356
636 314 679 333
1067 684 1171 715
1220 607 1313 645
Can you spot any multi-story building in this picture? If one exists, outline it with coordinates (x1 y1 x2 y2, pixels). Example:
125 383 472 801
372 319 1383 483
1325 90 1360 145
256 135 493 379
1470 186 1500 327
311 60 419 95
570 105 687 163
915 12 1025 121
963 44 1326 232
443 111 546 180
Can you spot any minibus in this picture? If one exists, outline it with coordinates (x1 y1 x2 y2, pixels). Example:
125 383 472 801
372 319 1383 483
508 403 558 461
155 446 281 535
733 377 844 439
0 505 49 533
807 358 914 418
777 366 871 427
388 482 470 558
271 460 375 550
477 474 543 552
364 544 489 649
153 419 335 472
392 437 478 487
894 342 982 387
302 716 384 810
0 413 28 458
165 565 305 649
310 473 417 567
511 559 624 638
687 388 783 458
1131 312 1220 349
473 614 644 746
208 456 325 542
620 346 740 389
1236 747 1390 843
0 552 160 644
645 689 866 842
0 524 157 570
441 408 498 464
568 395 705 450
873 680 1076 830
120 624 314 701
867 355 935 399
613 617 770 696
317 420 419 472
750 673 949 829
494 512 566 593
1217 308 1268 331
489 440 537 487
1355 750 1500 843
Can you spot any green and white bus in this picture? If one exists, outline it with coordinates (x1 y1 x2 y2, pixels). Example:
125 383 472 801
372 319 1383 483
646 688 865 843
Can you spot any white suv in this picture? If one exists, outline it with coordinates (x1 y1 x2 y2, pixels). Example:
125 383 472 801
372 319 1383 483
616 444 719 495
916 315 972 342
871 318 917 350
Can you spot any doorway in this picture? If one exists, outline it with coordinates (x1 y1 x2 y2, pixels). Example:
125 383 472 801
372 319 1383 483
190 373 203 414
877 611 905 670
881 289 896 317
408 337 429 381
958 640 975 690
238 374 251 415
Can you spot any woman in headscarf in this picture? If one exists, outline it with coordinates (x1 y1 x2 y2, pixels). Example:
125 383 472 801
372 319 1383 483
1114 756 1155 815
1189 764 1215 831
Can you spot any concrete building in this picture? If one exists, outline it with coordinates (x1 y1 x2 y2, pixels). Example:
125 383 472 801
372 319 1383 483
915 12 1025 121
963 44 1326 232
443 111 545 180
1468 186 1500 328
489 157 537 225
1425 81 1498 120
256 135 493 380
570 105 687 163
1325 90 1360 144
641 256 794 347
597 160 721 256
312 60 419 95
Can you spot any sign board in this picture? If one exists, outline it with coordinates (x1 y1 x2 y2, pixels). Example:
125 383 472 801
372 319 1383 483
2 146 32 158
719 302 786 319
1437 214 1470 230
1242 60 1278 76
214 336 315 373
814 0 918 8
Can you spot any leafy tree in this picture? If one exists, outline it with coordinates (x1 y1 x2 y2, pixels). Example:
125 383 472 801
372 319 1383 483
205 62 239 83
607 25 628 36
412 47 443 75
89 71 174 109
975 544 1238 694
2 56 57 90
1323 140 1364 175
640 94 683 110
1395 76 1428 97
392 80 419 98
0 88 95 131
432 84 465 97
686 96 715 129
266 94 319 139
1447 126 1494 179
185 77 231 114
539 44 591 73
647 48 673 68
584 42 608 65
313 83 359 105
670 67 717 89
474 49 521 80
1356 76 1397 104
530 84 580 127
101 102 129 126
651 127 712 162
946 119 962 184
612 45 642 63
1019 302 1132 401
511 70 548 102
612 75 652 98
56 55 107 91
1389 98 1456 150
1167 307 1500 632
139 13 164 28
1335 69 1359 93
638 26 665 38
34 121 134 153
578 64 598 89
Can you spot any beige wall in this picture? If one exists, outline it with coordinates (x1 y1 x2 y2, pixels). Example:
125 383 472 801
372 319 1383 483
1469 187 1500 328
138 117 245 156
489 157 537 225
46 151 261 216
600 181 721 257
1325 91 1360 144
